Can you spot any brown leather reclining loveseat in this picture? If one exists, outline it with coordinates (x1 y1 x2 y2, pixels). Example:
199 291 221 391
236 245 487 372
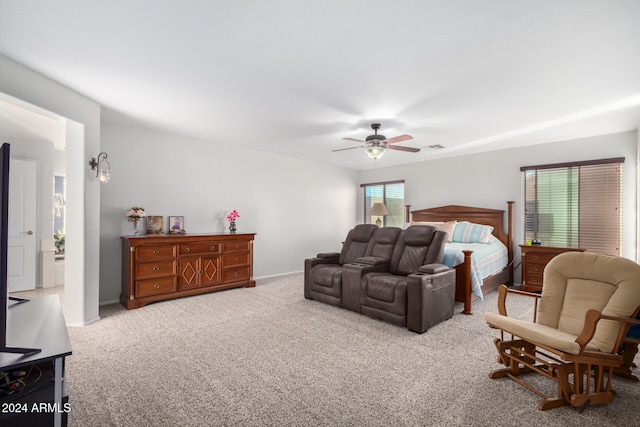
305 225 456 333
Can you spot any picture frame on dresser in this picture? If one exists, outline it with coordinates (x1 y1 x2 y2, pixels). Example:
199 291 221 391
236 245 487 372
169 216 185 234
146 215 164 234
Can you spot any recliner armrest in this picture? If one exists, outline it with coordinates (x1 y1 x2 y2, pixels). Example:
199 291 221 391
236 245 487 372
406 268 456 333
418 263 450 274
354 256 390 266
317 252 340 259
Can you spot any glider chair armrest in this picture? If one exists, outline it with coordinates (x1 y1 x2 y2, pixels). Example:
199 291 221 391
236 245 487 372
495 284 541 318
575 309 640 354
406 266 456 333
341 260 391 313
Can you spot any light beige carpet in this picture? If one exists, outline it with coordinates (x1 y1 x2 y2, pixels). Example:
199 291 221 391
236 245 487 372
66 273 640 426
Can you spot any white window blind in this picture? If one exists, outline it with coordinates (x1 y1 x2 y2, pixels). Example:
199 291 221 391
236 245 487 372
521 158 623 255
361 181 405 227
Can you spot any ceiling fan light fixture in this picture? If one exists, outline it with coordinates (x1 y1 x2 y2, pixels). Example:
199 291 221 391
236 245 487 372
365 145 386 159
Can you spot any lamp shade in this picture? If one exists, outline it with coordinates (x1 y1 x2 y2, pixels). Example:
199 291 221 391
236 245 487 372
370 202 389 216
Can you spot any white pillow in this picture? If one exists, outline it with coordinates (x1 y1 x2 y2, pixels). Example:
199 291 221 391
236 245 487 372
410 220 457 243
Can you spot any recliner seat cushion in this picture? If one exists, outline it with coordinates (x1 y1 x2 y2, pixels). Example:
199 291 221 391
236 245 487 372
361 274 408 318
367 275 402 303
311 265 342 294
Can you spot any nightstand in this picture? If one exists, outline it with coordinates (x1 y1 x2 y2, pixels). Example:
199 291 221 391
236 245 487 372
519 245 585 292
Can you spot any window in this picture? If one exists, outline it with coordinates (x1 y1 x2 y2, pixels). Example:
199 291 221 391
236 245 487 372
361 180 405 227
521 158 623 255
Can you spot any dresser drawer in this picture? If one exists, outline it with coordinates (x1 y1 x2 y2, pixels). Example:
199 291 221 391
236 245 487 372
524 252 557 265
526 263 546 275
223 252 249 267
524 274 543 286
178 243 221 256
222 266 250 283
135 260 177 279
223 241 250 252
136 277 176 297
136 245 176 260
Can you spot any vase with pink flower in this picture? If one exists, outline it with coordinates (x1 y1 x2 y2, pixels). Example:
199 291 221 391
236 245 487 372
226 209 240 233
127 206 146 235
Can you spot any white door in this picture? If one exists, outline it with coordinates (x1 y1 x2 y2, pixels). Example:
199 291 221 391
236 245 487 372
8 159 37 292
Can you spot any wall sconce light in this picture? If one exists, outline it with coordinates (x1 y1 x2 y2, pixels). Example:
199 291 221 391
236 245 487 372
89 152 111 183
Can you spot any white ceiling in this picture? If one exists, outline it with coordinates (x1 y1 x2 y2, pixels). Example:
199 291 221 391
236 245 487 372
0 1 639 170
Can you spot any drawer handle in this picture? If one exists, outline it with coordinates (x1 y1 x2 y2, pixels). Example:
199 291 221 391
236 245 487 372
234 244 239 249
210 245 217 251
234 257 239 263
153 249 160 255
153 283 160 289
185 247 190 253
153 265 160 272
532 255 539 261
234 272 239 278
532 266 539 272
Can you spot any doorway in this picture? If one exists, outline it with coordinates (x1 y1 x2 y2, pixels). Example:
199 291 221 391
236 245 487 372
7 158 37 292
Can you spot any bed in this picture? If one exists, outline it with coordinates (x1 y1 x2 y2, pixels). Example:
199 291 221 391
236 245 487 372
405 202 514 315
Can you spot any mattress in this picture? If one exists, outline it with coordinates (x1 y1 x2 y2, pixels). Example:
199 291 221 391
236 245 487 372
442 234 508 299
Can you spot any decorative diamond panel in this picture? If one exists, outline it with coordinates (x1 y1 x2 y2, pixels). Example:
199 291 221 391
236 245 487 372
204 259 219 281
181 263 197 283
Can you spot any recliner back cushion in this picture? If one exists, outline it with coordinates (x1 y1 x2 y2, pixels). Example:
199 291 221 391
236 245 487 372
389 226 446 276
538 252 640 353
365 227 401 259
339 224 378 265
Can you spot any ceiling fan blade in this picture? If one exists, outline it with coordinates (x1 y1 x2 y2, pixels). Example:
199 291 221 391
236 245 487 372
386 134 413 144
389 145 420 153
332 146 365 152
342 137 365 143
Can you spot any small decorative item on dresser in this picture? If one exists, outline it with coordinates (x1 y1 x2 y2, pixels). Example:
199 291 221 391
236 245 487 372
227 209 240 233
126 206 145 235
146 216 164 234
169 216 185 234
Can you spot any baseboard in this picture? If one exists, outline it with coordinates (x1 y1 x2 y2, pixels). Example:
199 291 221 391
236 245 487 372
66 315 100 327
255 270 303 282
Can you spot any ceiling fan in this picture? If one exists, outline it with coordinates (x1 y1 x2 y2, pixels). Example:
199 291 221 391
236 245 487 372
333 123 420 159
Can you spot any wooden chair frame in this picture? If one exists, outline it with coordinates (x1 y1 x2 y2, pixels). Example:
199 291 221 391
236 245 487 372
487 285 640 411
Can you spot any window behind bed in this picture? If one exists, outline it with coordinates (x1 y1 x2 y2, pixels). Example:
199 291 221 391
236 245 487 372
521 157 623 255
361 180 404 227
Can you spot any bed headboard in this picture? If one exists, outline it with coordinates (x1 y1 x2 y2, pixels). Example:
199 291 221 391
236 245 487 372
406 202 514 255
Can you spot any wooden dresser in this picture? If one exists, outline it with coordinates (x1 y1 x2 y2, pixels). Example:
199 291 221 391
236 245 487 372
519 245 585 292
121 233 256 309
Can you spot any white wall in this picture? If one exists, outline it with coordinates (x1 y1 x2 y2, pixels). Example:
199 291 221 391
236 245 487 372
0 53 101 326
99 122 358 303
358 131 638 283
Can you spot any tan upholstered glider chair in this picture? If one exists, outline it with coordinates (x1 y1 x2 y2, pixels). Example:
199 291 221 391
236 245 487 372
484 251 640 411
